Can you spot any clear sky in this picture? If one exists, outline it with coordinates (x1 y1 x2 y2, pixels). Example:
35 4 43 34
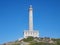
0 0 60 44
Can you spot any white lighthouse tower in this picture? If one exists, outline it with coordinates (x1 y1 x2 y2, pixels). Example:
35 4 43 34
24 5 39 38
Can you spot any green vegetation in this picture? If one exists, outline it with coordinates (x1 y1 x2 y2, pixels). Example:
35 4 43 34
29 42 55 45
29 38 60 45
3 37 60 45
12 43 20 45
56 39 60 45
23 36 34 42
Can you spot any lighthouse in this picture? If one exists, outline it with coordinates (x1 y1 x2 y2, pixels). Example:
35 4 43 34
24 5 39 38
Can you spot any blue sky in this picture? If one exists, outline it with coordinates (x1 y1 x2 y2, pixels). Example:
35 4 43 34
0 0 60 44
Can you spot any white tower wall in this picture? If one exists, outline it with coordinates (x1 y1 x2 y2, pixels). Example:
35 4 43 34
29 5 33 31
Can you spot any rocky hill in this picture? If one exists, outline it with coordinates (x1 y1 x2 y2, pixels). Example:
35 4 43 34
2 37 60 45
